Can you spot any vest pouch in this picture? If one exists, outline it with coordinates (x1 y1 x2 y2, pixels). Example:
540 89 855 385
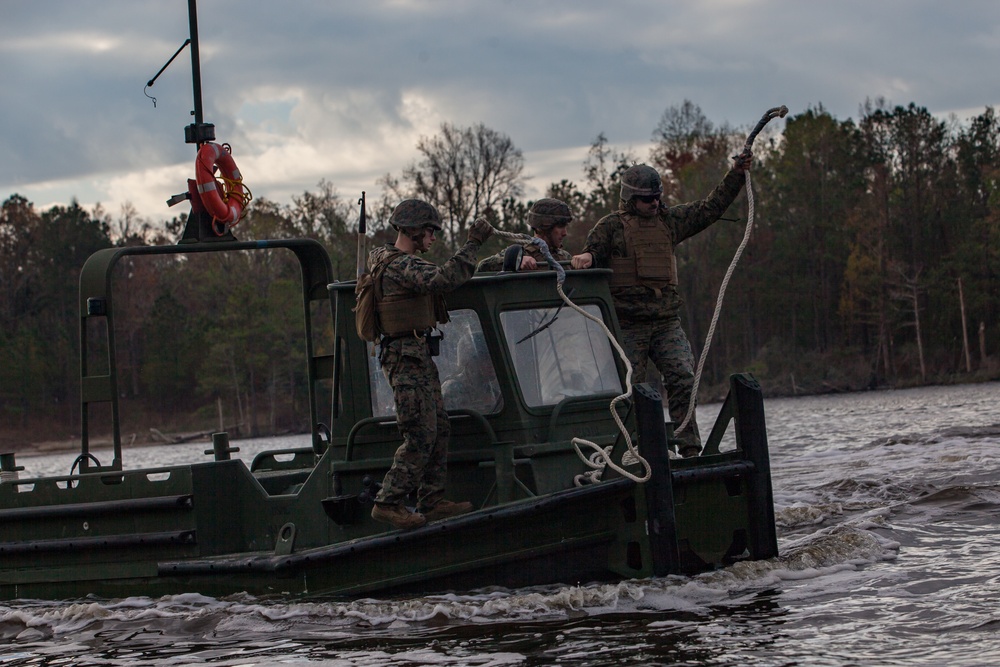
353 273 378 342
633 242 675 284
378 293 436 337
609 256 638 288
622 217 678 288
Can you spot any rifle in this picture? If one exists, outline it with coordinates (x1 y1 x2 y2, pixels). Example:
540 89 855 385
356 191 367 279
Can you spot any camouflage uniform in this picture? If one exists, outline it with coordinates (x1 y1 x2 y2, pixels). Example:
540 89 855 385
371 240 480 510
477 244 572 272
580 168 745 452
479 198 574 273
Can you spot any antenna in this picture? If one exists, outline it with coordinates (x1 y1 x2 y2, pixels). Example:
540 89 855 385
145 0 215 146
183 0 214 144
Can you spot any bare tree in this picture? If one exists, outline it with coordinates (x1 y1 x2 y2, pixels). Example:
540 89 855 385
401 122 526 250
582 132 637 216
287 179 352 243
650 99 716 167
114 202 155 244
889 263 926 382
649 100 735 205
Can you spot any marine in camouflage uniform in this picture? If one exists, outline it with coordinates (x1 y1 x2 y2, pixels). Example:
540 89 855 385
572 153 751 456
370 199 494 529
477 198 574 272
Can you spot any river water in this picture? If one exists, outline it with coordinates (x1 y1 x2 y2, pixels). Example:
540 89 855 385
2 381 999 666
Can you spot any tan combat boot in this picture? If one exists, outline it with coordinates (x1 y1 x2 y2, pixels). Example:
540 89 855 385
371 503 427 530
421 499 474 521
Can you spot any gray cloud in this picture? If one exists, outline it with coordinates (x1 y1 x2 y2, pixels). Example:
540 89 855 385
2 0 999 220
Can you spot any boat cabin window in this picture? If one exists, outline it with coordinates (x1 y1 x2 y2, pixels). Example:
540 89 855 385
500 304 622 408
368 309 503 418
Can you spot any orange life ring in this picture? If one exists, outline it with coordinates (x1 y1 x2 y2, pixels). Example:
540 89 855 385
195 142 246 232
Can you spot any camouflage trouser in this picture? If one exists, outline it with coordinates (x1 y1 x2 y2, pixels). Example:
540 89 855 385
374 338 450 508
620 315 701 453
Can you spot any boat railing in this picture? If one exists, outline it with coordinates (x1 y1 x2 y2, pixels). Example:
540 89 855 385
76 238 335 474
343 409 500 462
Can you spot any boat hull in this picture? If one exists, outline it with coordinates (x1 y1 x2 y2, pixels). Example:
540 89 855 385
0 477 642 600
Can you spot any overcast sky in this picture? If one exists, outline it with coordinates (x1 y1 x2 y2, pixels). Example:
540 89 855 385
3 1 999 225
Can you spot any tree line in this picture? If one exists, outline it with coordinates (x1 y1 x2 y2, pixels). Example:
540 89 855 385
1 99 998 446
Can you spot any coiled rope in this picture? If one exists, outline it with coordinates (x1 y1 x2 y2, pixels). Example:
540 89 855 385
485 106 786 484
489 227 652 484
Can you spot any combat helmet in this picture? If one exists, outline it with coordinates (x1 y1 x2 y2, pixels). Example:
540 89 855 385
619 165 663 201
527 198 573 231
389 199 443 230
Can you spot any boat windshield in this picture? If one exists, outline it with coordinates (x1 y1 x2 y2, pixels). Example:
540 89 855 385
500 304 622 408
368 309 503 418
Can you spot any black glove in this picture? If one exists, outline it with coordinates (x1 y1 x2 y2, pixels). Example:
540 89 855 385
468 217 494 245
733 149 753 173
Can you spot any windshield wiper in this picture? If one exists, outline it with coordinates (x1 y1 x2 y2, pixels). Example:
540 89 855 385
516 288 575 344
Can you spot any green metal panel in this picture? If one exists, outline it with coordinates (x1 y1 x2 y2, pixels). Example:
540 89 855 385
77 239 335 469
0 235 778 600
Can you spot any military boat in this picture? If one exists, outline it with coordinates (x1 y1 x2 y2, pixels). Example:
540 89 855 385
0 1 778 601
0 229 777 600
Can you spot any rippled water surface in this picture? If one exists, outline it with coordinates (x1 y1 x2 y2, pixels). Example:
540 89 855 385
3 382 1000 666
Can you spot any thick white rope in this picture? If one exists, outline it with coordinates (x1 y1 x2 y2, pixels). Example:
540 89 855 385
674 106 785 434
482 113 774 472
487 164 754 479
490 228 652 484
675 170 754 435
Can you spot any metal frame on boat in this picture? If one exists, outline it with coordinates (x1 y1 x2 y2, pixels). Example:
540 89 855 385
0 0 777 601
0 237 777 600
